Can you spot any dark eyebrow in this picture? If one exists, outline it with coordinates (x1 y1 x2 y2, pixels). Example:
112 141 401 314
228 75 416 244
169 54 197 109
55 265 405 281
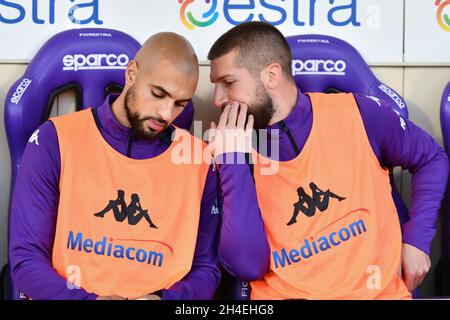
152 85 191 103
152 85 172 98
211 74 234 83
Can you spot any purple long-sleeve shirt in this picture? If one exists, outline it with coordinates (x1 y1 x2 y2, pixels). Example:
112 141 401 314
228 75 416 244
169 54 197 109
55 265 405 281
218 90 449 281
8 94 221 300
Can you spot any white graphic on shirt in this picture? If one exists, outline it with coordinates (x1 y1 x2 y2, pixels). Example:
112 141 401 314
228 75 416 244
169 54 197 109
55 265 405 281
28 129 40 145
367 95 381 106
400 117 406 131
211 201 219 215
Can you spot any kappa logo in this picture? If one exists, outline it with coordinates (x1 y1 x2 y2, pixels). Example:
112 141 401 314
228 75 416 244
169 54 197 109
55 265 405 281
210 201 219 215
287 182 346 226
292 59 347 76
28 129 40 146
62 53 129 71
400 117 407 131
94 190 158 229
367 95 381 106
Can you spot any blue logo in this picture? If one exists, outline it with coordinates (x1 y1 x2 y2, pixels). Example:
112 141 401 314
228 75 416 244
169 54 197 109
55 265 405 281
0 0 103 25
273 217 368 269
67 231 165 267
179 0 361 30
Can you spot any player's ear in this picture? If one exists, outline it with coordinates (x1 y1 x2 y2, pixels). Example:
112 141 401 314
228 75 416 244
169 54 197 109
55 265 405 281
125 60 138 88
261 63 282 90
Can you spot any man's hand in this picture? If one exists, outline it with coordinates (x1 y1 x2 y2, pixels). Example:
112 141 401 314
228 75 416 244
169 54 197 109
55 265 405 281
401 243 431 292
134 294 162 300
208 102 254 158
96 295 127 300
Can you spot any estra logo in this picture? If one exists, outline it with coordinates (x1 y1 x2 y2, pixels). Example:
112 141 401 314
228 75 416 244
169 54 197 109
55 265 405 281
62 53 130 71
178 0 361 30
436 0 450 32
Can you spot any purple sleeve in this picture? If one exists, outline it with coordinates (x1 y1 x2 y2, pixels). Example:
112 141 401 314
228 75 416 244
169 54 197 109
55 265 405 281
162 166 221 300
8 121 97 300
217 153 270 281
356 94 449 255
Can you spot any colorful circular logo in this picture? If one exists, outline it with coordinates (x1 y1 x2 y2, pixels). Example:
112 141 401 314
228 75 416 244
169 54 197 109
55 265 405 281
179 0 219 30
436 0 450 32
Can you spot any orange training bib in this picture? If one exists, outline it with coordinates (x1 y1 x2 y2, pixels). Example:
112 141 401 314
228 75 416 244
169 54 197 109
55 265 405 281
51 109 210 299
250 93 411 300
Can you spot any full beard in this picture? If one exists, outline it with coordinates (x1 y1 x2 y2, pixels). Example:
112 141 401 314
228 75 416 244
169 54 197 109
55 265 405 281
124 86 169 141
247 82 275 130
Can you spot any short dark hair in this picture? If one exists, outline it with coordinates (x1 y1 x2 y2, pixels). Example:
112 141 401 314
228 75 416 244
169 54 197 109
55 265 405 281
208 21 293 80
